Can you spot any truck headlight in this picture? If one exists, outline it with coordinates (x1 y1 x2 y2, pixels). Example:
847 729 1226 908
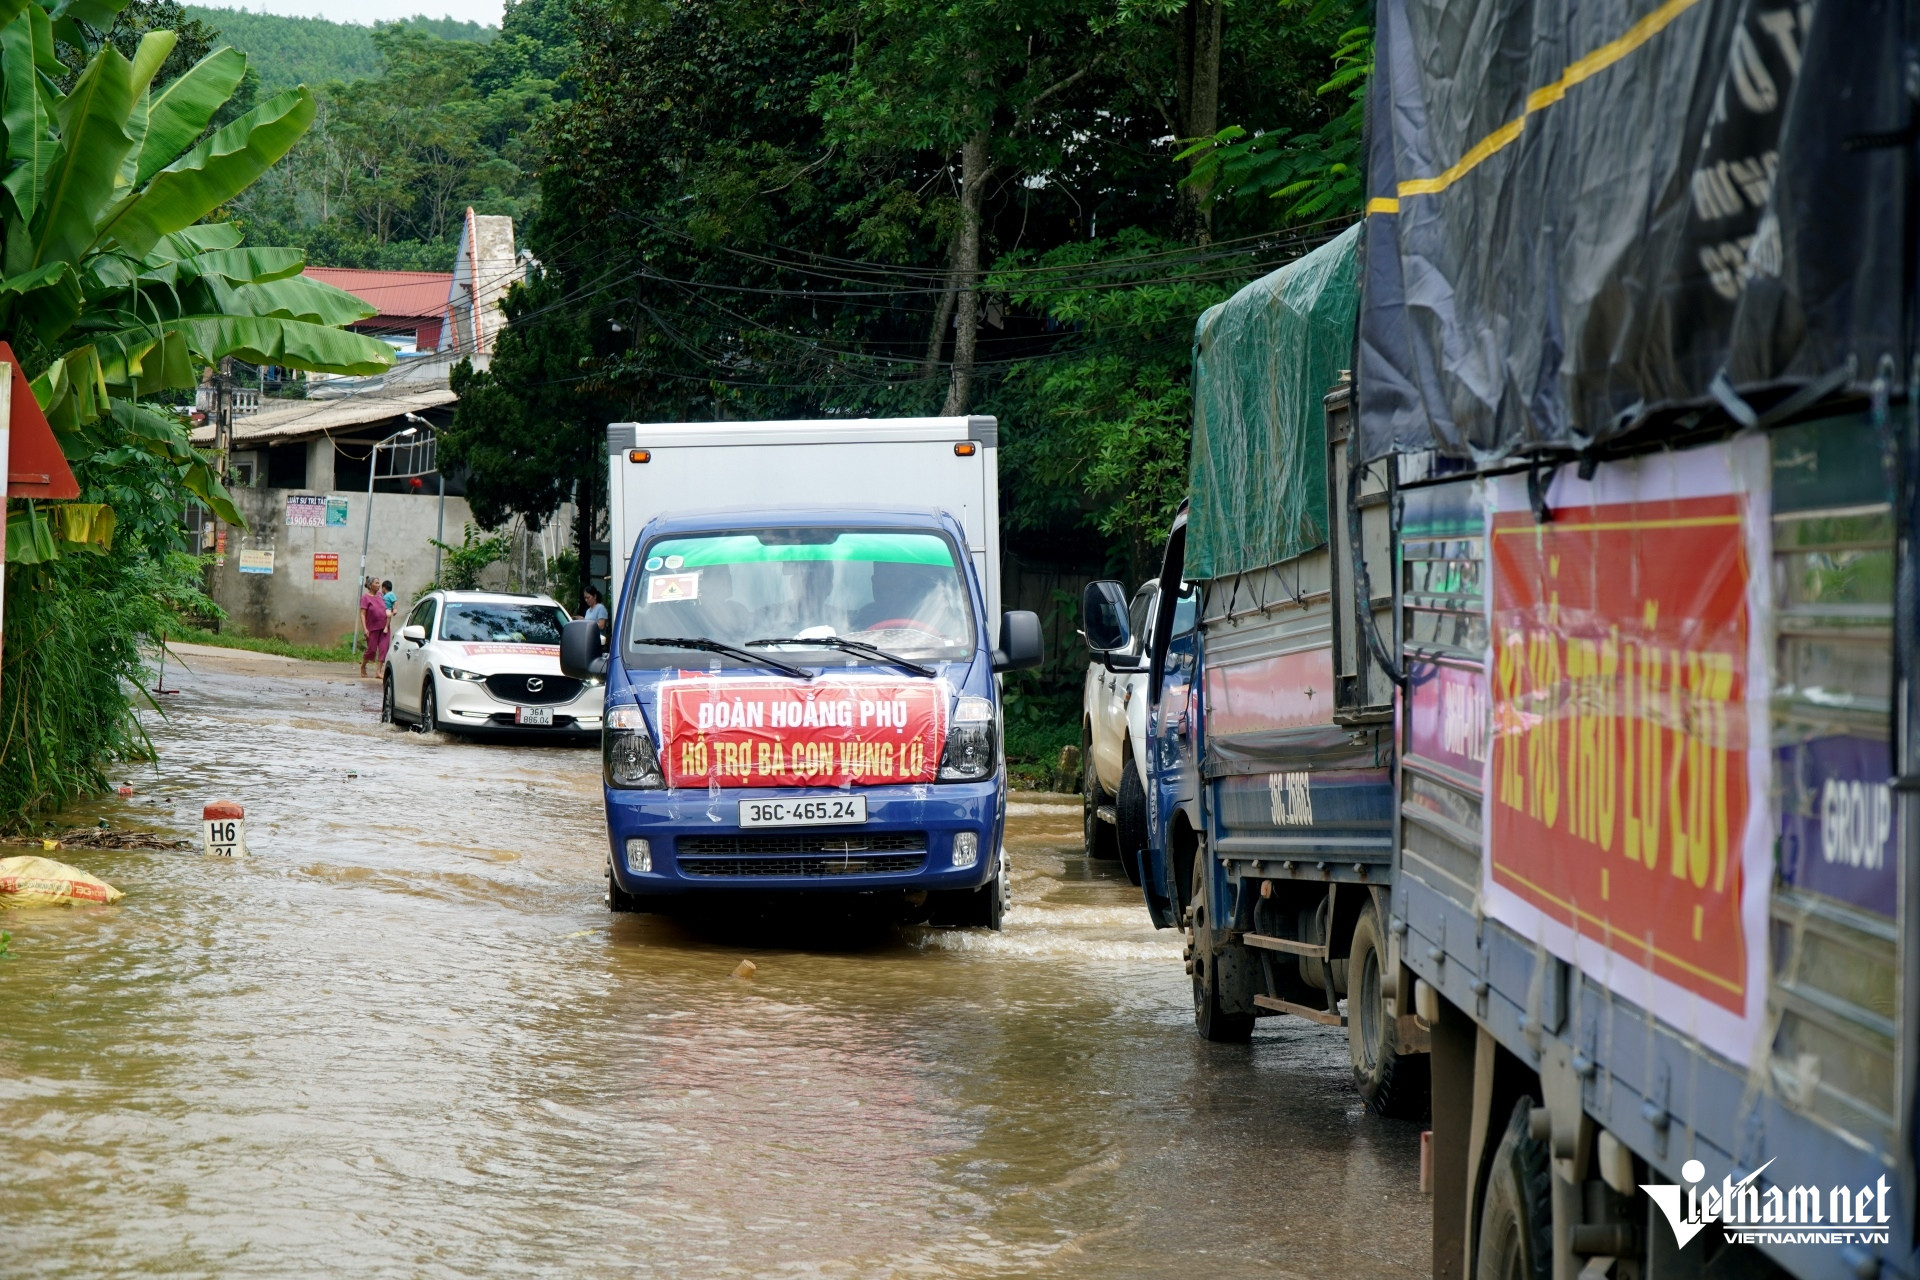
440 664 486 682
951 831 979 869
625 837 652 873
605 704 665 789
938 696 996 781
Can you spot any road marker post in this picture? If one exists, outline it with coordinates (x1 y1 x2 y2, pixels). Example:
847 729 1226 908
202 801 247 858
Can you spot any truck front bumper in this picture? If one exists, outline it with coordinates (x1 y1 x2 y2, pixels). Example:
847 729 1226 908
605 779 1003 895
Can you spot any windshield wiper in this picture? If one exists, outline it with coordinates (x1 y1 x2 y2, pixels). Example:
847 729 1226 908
632 636 813 680
747 636 937 679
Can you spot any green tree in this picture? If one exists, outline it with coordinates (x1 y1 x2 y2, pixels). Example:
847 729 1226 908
442 271 616 605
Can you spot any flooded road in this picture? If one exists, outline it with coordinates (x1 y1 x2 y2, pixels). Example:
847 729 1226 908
4 646 1428 1279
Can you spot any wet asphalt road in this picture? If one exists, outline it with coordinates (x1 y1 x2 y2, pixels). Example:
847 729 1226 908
2 644 1429 1278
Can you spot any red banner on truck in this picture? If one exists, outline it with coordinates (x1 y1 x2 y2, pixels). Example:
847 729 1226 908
656 677 949 787
1484 441 1772 1063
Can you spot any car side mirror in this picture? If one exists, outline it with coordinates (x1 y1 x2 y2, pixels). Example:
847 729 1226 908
992 610 1043 672
560 619 607 678
1081 580 1130 652
401 624 426 644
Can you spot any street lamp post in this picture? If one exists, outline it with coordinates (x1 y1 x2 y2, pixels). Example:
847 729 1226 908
354 424 417 651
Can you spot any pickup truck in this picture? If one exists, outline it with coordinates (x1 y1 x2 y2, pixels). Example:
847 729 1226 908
562 417 1042 929
1081 581 1194 884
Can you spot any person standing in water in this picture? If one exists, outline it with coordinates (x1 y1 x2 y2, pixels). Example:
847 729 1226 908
359 577 390 678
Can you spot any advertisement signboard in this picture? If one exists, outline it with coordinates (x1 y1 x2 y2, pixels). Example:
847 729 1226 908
1482 439 1772 1065
654 676 948 788
313 552 340 581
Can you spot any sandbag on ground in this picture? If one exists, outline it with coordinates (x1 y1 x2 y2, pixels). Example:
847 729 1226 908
0 856 124 908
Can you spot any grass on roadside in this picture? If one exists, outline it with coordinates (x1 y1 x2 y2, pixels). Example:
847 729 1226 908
162 624 360 664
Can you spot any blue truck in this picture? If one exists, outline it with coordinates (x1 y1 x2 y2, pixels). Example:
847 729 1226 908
1083 225 1432 1114
563 417 1042 928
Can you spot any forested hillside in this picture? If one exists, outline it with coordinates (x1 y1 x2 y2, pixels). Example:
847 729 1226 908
184 6 495 90
228 0 567 270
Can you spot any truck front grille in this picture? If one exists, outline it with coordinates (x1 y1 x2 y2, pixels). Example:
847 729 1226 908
677 853 928 878
679 832 925 856
675 831 928 877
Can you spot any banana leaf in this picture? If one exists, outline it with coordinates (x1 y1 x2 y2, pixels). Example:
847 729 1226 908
217 274 376 326
176 313 393 374
5 500 57 562
33 45 136 271
50 499 112 551
133 46 244 186
98 87 314 259
0 3 53 227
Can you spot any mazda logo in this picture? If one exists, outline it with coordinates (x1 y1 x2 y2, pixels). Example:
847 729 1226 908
526 677 544 692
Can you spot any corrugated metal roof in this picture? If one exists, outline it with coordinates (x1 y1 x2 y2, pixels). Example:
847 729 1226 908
190 389 458 447
307 267 452 320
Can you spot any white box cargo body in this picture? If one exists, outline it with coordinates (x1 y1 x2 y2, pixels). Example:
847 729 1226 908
604 416 1002 619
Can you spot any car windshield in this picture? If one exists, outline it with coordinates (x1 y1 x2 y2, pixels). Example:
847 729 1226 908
440 602 568 644
625 528 973 665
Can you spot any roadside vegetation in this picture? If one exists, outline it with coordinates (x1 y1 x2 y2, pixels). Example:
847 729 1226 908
0 0 395 828
162 626 359 664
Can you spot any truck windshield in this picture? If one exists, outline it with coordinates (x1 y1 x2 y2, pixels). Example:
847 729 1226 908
441 602 568 643
626 529 973 665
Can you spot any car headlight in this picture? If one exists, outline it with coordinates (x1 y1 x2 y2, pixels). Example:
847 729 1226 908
605 703 665 789
938 696 996 781
439 664 486 682
582 676 605 687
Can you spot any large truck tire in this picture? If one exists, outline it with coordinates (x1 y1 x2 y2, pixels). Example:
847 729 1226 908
1082 723 1118 859
607 855 641 912
1189 856 1255 1043
1348 903 1430 1119
1475 1099 1552 1280
1115 759 1148 887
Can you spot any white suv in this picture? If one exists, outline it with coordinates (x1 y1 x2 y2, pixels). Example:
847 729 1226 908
382 590 606 736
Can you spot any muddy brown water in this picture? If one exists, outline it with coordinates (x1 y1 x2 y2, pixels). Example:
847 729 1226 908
2 645 1428 1278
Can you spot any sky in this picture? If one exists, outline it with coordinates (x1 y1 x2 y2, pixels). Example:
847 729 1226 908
193 0 503 26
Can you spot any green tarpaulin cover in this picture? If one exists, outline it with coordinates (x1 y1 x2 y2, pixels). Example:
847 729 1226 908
1187 224 1359 580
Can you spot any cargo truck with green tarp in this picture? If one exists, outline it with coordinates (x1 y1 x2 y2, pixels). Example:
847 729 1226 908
1083 223 1433 1117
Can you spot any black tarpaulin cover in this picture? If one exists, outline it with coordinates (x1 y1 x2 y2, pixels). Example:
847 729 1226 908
1358 0 1911 463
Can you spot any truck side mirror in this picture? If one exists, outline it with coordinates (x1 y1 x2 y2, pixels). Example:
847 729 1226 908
560 619 607 678
1081 580 1130 652
993 610 1044 672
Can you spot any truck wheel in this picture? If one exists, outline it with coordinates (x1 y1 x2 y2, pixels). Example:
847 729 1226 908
1082 723 1118 859
1189 856 1254 1043
1348 903 1430 1119
976 849 1008 930
1115 758 1147 886
607 857 641 913
1475 1099 1553 1280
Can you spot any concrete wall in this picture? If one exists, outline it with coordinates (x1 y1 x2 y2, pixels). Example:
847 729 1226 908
211 483 476 647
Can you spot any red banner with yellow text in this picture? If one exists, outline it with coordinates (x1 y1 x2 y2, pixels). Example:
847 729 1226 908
656 677 948 788
1485 441 1771 1064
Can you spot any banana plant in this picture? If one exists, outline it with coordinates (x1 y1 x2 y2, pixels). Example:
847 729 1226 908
0 0 394 560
